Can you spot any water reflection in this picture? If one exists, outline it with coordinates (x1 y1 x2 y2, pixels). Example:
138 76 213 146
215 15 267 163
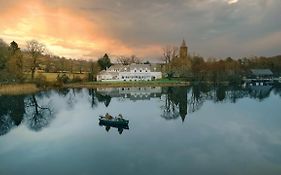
1 84 281 175
0 92 56 135
24 94 54 131
0 95 25 135
0 84 281 137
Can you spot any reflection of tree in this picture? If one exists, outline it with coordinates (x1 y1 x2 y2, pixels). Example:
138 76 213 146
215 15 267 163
0 95 25 135
159 83 277 122
57 88 70 97
88 89 98 108
273 84 281 97
57 88 79 109
96 92 112 107
189 84 205 113
0 115 14 136
161 87 188 122
215 85 226 102
25 95 54 131
161 87 179 120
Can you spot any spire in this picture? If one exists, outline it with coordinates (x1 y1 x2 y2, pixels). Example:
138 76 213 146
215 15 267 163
181 39 186 47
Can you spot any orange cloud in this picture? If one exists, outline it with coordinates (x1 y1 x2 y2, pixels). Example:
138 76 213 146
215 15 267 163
0 0 137 59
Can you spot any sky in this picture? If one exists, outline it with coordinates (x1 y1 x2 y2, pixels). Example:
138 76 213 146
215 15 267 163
0 0 281 61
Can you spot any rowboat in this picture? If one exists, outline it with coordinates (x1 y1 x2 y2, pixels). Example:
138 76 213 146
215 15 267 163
99 114 129 128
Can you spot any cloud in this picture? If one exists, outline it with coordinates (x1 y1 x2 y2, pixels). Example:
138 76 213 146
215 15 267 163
227 0 239 5
0 0 280 60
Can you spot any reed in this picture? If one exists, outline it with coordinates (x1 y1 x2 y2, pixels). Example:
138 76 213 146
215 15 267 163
0 83 39 95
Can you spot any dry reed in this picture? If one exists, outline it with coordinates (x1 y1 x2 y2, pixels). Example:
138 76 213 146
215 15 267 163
0 83 39 95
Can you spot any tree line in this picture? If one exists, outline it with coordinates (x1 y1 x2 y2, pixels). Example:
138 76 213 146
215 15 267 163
162 45 281 83
1 38 280 85
0 39 114 84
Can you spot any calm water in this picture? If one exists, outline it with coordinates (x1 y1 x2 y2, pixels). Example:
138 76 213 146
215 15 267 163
1 85 281 175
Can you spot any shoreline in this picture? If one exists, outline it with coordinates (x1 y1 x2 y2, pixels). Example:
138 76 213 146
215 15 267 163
0 81 190 95
63 81 190 88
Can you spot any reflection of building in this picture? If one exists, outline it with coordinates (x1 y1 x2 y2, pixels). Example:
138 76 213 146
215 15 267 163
97 87 162 101
248 85 273 100
97 64 162 81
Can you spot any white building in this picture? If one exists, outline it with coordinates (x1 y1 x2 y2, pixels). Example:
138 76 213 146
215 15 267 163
97 64 162 81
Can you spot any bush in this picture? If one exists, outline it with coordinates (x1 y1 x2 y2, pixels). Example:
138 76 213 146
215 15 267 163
71 76 82 83
56 74 70 84
34 74 47 88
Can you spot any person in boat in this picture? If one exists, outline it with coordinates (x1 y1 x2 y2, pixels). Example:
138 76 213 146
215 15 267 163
117 114 123 119
104 113 113 120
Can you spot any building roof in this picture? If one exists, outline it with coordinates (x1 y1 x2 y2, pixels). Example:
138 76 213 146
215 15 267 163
98 70 119 76
250 69 273 76
130 64 150 70
107 64 129 72
105 64 161 72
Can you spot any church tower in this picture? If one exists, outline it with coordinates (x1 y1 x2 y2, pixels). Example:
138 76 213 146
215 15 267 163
179 39 188 60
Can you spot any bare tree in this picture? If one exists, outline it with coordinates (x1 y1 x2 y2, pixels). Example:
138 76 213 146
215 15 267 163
117 55 141 65
130 55 141 64
162 45 178 64
26 40 46 80
117 56 131 65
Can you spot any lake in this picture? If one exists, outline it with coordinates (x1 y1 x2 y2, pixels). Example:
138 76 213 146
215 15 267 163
1 84 281 175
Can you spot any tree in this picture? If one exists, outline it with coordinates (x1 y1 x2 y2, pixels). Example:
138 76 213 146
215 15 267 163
97 53 112 70
0 39 9 72
26 40 46 80
117 56 131 65
9 41 19 54
117 55 141 65
129 55 141 64
162 45 178 64
7 41 24 81
161 46 178 79
191 56 205 80
88 60 99 81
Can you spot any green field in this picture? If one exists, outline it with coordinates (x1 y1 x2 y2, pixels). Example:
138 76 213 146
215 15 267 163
24 72 89 82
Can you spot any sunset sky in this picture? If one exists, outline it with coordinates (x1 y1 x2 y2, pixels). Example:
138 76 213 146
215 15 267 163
0 0 280 61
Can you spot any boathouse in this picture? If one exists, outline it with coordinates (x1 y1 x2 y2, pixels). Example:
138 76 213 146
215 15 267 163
250 69 273 79
246 69 274 86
